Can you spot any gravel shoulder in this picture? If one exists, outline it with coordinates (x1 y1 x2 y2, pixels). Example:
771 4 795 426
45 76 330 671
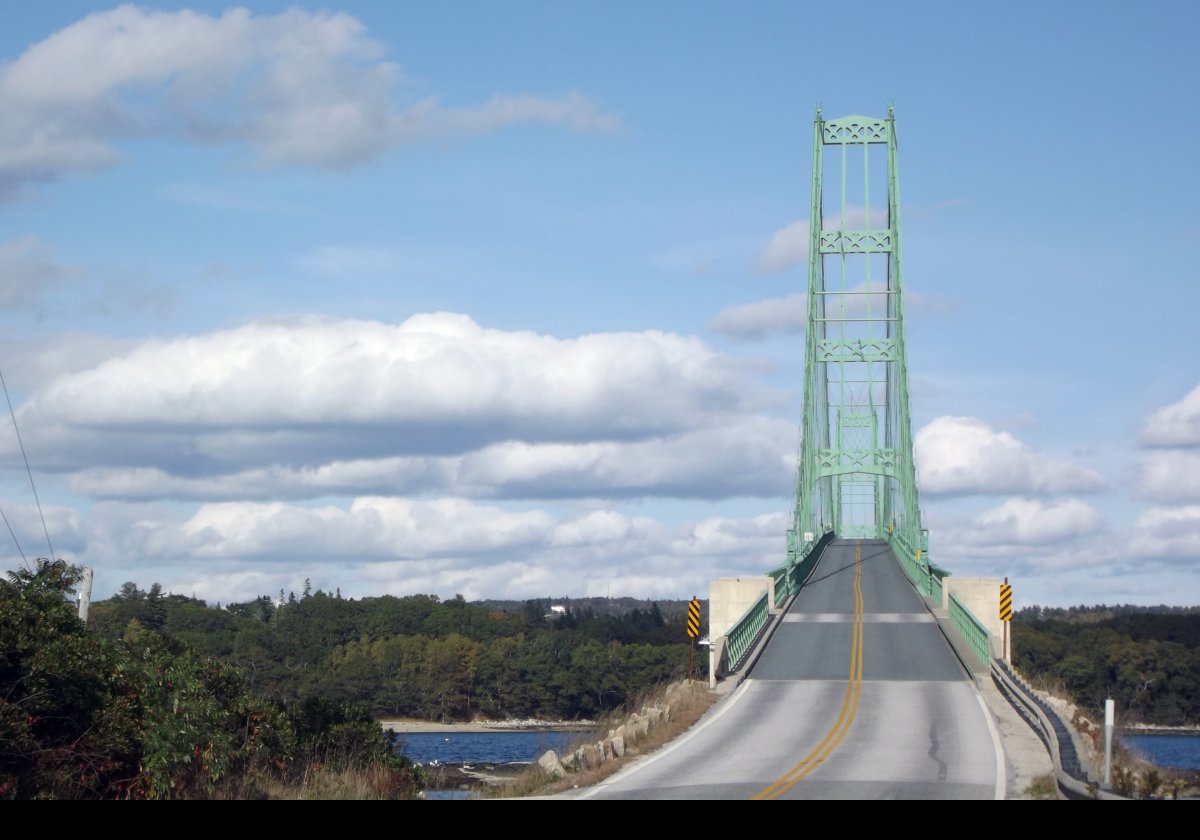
976 677 1056 799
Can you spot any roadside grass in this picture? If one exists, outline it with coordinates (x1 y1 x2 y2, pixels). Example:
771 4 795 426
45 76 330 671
1022 773 1057 800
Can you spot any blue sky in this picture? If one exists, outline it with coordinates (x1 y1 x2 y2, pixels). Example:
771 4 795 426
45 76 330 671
0 2 1198 607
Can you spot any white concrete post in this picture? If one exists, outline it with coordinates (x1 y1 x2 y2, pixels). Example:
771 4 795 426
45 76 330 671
1104 698 1114 788
77 566 93 623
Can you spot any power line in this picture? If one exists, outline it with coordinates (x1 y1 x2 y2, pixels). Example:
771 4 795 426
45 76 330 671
0 504 28 569
0 369 54 562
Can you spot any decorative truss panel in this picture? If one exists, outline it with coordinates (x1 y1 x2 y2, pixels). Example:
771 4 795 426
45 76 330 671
816 338 896 363
819 229 895 254
822 116 890 145
839 413 874 428
816 447 899 479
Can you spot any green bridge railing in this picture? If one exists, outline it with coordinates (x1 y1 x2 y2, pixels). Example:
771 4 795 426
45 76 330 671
949 592 991 669
767 529 836 608
727 530 835 671
724 531 1001 678
725 591 770 672
886 529 945 601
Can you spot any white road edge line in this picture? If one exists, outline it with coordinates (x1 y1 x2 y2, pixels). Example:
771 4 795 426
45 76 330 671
976 692 1006 801
575 679 755 799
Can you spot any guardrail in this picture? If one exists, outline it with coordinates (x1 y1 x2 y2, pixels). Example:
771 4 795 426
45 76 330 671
725 591 770 672
990 659 1122 800
887 530 941 599
948 592 991 669
768 565 788 608
723 530 834 674
789 530 835 594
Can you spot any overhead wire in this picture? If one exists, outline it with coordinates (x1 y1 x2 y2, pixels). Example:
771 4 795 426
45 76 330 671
0 369 54 563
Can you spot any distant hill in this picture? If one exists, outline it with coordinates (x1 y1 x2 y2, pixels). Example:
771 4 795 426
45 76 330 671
474 596 703 620
1017 604 1200 622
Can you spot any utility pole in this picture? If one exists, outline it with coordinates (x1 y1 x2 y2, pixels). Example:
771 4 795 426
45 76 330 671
77 566 93 623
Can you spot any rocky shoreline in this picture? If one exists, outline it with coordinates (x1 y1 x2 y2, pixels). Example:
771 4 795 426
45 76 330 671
380 717 596 734
418 761 529 796
1119 725 1200 736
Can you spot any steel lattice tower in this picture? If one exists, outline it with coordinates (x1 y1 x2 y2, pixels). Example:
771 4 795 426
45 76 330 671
788 107 930 576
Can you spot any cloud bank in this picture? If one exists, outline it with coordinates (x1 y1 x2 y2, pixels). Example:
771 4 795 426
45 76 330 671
914 416 1107 496
11 313 793 503
0 6 617 197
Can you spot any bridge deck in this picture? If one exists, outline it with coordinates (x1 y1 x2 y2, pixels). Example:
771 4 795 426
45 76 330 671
584 539 1001 800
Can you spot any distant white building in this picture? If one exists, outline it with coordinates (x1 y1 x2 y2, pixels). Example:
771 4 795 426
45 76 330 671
549 605 567 615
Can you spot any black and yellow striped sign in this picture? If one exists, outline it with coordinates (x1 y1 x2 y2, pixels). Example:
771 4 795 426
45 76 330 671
999 583 1013 622
687 598 701 638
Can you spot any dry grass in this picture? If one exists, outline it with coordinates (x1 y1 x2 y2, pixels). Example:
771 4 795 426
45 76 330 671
218 764 422 800
1022 772 1057 800
489 679 718 799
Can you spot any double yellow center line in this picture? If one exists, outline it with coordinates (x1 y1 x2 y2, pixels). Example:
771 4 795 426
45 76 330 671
751 540 864 800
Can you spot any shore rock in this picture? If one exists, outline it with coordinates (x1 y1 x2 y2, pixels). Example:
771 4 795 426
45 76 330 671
537 750 566 779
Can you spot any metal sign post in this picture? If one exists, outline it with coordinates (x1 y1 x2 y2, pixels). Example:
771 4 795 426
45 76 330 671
999 580 1013 663
686 597 701 681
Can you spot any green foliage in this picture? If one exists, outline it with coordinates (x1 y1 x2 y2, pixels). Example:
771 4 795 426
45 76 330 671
0 560 136 798
89 583 700 723
5 562 694 798
1139 767 1163 800
1014 606 1200 725
0 561 417 800
1112 765 1136 797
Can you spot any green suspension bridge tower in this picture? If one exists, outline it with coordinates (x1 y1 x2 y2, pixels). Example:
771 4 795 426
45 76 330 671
786 107 935 591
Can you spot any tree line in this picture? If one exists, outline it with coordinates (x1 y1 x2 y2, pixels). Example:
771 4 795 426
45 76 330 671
88 581 704 722
1013 605 1200 725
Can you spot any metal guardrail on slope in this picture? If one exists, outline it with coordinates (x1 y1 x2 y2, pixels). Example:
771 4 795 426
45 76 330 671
989 659 1124 800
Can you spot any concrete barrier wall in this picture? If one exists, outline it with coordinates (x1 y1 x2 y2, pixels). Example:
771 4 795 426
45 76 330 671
709 576 773 640
944 576 1004 641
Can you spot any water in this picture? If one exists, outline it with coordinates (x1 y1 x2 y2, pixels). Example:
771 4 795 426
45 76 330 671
393 730 590 766
1121 734 1200 770
393 730 592 800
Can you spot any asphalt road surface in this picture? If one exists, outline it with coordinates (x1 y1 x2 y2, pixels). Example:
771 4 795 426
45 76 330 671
582 539 1002 800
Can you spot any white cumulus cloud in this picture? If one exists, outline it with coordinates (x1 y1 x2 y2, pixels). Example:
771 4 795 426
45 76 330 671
59 498 791 604
711 279 923 341
755 207 888 273
970 497 1105 545
21 312 745 436
914 416 1107 496
64 415 796 502
0 6 617 197
757 220 810 273
1142 384 1200 447
1129 505 1200 558
9 314 793 503
1134 450 1200 502
710 293 807 340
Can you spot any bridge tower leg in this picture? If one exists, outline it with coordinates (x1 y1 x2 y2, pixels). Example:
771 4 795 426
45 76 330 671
791 108 931 587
